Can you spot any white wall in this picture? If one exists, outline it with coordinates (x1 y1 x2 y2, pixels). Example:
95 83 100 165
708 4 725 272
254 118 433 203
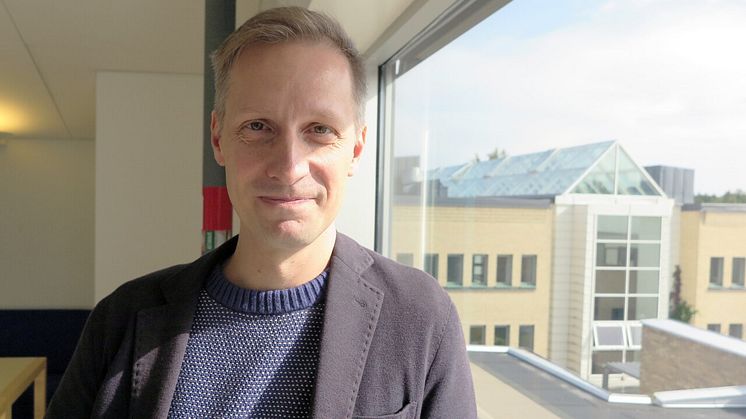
95 72 203 302
0 138 94 308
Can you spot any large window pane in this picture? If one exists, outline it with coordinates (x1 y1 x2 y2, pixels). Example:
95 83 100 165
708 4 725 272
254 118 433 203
729 324 743 339
592 351 623 374
595 270 626 294
594 297 625 321
597 215 628 240
379 0 746 401
630 217 661 240
594 324 625 347
629 270 659 294
628 297 658 320
629 244 660 268
598 216 628 240
596 243 627 267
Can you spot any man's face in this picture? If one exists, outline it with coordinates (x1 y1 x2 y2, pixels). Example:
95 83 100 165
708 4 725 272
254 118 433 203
211 40 366 251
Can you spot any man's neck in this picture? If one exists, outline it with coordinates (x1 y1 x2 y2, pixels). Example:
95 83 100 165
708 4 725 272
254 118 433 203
222 226 336 291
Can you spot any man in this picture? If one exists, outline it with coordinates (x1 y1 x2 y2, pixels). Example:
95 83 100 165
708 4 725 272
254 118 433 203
48 7 476 418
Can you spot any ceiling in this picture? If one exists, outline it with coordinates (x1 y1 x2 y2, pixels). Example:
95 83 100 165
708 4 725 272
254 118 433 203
0 0 415 141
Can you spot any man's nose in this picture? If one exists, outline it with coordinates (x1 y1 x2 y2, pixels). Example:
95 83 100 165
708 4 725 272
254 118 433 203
265 132 310 185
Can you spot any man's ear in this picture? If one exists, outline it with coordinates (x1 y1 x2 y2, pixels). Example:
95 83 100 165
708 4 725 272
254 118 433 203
211 111 226 167
348 125 367 177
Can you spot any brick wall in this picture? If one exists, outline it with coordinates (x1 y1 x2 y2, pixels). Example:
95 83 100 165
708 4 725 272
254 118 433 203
640 325 746 393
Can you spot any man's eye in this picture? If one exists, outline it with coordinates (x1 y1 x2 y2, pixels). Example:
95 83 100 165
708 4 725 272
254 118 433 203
312 125 332 135
248 121 266 130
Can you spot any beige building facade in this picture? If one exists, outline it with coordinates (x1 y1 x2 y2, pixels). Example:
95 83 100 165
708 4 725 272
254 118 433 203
679 206 746 339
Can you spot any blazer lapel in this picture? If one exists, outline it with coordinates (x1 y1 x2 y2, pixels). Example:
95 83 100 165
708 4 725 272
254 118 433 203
312 233 384 419
130 237 238 418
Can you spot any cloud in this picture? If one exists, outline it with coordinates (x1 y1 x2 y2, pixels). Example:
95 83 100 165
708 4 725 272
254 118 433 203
392 0 746 194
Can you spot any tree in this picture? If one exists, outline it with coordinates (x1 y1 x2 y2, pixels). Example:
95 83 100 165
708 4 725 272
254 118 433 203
669 265 697 323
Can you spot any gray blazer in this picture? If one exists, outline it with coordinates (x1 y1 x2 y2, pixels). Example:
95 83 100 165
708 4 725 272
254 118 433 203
47 233 476 418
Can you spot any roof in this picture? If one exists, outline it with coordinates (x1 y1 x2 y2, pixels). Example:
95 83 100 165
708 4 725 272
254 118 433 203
469 350 746 418
426 141 665 199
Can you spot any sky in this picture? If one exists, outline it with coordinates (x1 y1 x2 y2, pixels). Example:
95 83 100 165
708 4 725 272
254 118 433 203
391 0 746 195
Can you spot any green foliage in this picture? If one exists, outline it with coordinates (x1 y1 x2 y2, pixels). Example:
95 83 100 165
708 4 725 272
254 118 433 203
695 189 746 204
670 300 697 323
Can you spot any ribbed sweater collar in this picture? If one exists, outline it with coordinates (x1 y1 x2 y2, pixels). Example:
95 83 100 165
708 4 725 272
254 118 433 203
205 266 327 315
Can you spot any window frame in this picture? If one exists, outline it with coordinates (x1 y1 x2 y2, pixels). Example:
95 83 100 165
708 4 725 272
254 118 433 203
710 257 724 287
494 325 510 346
470 324 487 345
520 254 537 287
447 254 464 287
472 253 488 287
496 254 513 287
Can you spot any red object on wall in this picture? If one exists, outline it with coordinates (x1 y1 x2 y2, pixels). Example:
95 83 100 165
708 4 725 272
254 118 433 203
203 186 232 231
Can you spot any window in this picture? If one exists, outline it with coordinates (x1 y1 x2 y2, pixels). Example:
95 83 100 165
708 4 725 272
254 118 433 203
518 325 535 351
592 351 623 375
710 257 724 287
494 325 510 346
733 258 745 288
470 325 486 345
396 253 413 267
377 0 745 400
472 254 488 286
627 324 642 348
729 324 743 339
423 253 439 279
496 255 512 287
593 324 625 348
447 254 464 286
707 324 721 333
520 255 537 287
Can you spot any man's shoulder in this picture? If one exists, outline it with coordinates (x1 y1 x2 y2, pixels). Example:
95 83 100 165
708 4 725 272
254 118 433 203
335 233 453 316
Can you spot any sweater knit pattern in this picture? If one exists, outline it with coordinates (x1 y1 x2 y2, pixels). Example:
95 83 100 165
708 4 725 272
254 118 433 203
167 266 327 418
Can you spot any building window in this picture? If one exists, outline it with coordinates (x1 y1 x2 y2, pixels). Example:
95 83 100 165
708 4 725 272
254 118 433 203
494 325 510 346
591 351 623 374
710 257 724 287
472 254 488 286
733 257 745 288
707 324 721 333
496 254 512 287
729 324 743 339
423 253 439 279
396 253 413 267
518 325 535 351
447 254 464 286
593 324 626 349
470 325 486 345
520 255 537 287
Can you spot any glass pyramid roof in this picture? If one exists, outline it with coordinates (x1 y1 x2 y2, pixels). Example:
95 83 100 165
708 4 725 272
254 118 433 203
426 141 663 198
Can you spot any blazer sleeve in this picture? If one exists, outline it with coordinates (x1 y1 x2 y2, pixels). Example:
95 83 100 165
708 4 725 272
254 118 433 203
46 301 107 418
420 300 478 418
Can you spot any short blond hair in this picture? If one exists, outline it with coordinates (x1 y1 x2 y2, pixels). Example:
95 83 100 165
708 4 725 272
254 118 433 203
211 7 366 124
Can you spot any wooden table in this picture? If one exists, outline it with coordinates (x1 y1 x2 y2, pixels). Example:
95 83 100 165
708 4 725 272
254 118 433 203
0 357 46 419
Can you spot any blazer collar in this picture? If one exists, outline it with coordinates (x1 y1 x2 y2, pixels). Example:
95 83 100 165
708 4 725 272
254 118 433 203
312 233 383 418
130 236 238 418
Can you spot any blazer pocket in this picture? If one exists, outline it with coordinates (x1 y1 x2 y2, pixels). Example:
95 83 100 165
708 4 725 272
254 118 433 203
352 401 414 419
